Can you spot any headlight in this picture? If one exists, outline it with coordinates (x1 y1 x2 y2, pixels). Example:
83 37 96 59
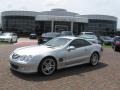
18 55 33 62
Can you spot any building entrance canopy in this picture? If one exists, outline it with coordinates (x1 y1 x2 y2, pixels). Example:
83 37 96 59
36 15 88 23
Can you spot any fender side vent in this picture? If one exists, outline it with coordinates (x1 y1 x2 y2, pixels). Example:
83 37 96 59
59 58 64 62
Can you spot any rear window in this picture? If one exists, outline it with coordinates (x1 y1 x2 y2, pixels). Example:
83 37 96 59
85 33 94 35
42 33 60 37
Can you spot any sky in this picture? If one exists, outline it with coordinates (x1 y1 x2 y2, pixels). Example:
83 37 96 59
0 0 120 28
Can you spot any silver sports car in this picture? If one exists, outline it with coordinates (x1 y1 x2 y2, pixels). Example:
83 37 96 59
9 36 102 75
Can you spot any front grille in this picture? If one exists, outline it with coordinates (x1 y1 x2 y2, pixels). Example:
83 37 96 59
0 38 5 41
11 63 19 69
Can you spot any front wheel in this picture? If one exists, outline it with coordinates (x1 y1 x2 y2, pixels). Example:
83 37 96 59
9 39 13 43
90 53 99 66
38 58 56 76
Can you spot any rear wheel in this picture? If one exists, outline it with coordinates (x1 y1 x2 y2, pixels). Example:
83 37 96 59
90 53 99 66
38 57 56 76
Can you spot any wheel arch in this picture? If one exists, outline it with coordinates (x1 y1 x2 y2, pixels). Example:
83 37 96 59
38 56 58 72
91 51 100 60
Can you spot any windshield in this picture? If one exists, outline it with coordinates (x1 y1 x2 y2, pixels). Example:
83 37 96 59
80 35 96 39
44 38 71 48
85 33 94 35
2 33 12 36
42 33 60 37
103 36 112 40
61 31 72 36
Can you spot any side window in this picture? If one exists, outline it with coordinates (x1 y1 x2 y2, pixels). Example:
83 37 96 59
69 39 91 48
13 33 16 36
80 39 91 47
69 39 81 48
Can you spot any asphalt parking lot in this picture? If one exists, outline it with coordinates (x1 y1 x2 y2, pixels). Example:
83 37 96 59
0 39 120 90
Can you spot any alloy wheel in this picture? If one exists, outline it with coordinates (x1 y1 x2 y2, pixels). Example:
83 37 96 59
41 58 56 75
90 53 99 66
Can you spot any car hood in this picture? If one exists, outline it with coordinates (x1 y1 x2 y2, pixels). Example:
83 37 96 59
13 45 57 56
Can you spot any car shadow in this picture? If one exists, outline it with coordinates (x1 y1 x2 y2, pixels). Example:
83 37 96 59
11 62 108 81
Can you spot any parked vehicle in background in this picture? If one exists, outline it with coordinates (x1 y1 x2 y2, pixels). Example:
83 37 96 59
39 32 60 44
80 32 95 35
98 39 103 45
29 33 37 39
79 32 103 44
60 31 73 36
0 32 17 43
112 36 120 51
9 36 102 76
99 36 113 45
79 35 98 44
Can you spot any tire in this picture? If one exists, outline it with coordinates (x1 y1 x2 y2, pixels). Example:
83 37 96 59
14 39 17 43
113 46 117 51
9 39 13 43
38 57 56 76
90 53 99 66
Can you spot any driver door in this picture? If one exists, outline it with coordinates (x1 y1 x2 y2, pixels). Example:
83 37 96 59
65 39 87 66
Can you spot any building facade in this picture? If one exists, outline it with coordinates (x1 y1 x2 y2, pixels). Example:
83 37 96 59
81 15 117 36
1 11 40 35
1 9 118 36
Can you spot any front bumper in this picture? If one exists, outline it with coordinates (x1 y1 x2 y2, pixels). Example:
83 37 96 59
9 59 38 74
0 38 10 42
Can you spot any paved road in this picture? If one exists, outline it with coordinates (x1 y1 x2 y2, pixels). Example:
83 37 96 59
0 44 120 90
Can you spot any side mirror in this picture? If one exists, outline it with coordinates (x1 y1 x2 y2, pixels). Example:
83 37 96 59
67 46 75 51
